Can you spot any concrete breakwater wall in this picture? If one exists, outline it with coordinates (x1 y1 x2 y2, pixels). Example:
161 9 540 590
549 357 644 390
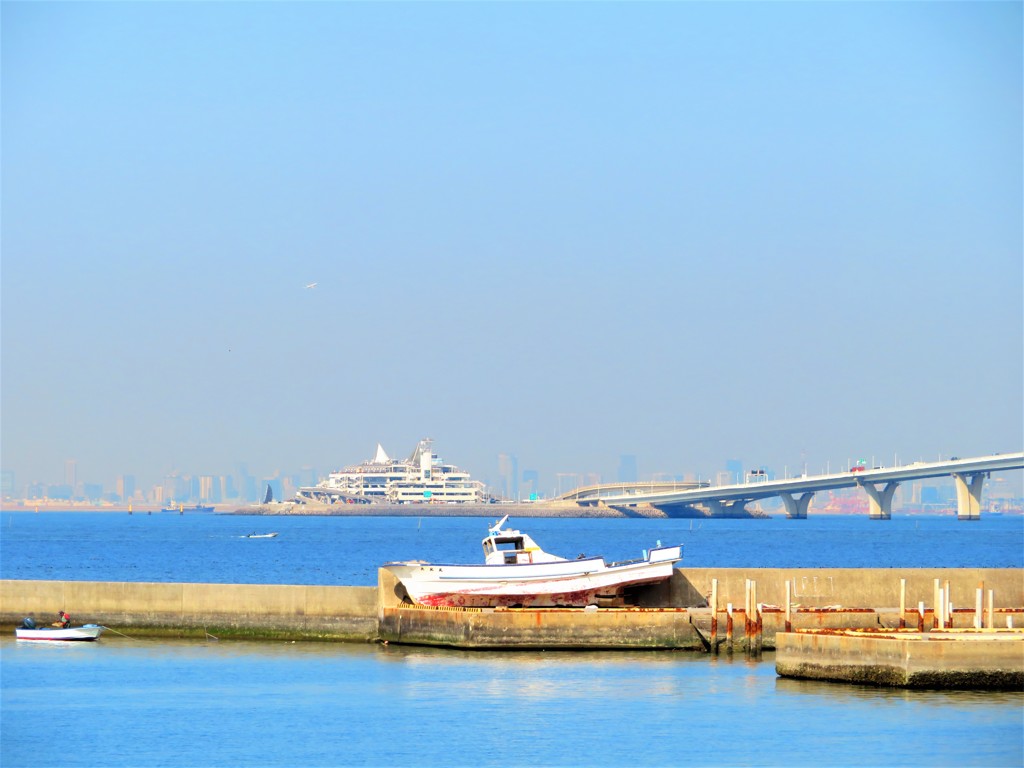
3 568 1021 647
377 567 1024 650
776 629 1024 689
0 580 378 641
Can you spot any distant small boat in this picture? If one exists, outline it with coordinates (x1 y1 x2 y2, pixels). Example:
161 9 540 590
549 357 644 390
246 532 278 539
16 623 104 642
162 503 215 513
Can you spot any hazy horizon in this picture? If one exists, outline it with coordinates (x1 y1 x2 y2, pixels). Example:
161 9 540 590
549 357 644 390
3 3 1021 494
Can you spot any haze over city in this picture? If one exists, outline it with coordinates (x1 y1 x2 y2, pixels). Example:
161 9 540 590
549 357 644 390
2 2 1021 498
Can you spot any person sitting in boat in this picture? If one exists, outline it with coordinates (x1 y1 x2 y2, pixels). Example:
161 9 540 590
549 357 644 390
52 610 71 628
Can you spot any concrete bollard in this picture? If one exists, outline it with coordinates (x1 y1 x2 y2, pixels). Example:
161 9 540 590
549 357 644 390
749 581 757 654
755 602 763 656
785 580 792 633
710 578 718 654
899 578 906 629
726 603 734 653
744 579 752 640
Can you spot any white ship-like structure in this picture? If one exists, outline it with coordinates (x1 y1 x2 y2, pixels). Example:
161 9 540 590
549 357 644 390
385 516 683 608
297 439 485 505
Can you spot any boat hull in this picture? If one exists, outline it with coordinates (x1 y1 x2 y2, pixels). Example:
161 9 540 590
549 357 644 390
15 624 105 642
387 545 681 608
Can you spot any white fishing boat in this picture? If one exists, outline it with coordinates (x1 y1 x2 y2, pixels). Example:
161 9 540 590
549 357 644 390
385 515 683 608
245 532 279 538
15 623 104 641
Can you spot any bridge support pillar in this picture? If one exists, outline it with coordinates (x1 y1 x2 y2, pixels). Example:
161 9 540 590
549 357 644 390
953 472 986 521
862 481 899 520
706 499 749 518
779 492 814 519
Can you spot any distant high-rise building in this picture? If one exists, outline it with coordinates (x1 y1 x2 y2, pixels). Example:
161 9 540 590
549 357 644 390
241 474 258 502
164 474 190 502
47 484 72 500
498 453 519 500
264 478 283 504
116 475 136 502
617 455 638 483
221 475 238 501
521 469 540 500
1 470 14 497
64 459 77 489
199 476 215 501
726 459 743 484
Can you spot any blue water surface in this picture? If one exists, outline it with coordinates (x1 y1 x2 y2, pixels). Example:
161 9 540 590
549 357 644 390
1 512 1021 585
2 512 1022 767
2 638 1021 768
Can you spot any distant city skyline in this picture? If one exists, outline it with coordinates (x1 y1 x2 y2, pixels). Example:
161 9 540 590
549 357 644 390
3 3 1020 503
3 444 1021 506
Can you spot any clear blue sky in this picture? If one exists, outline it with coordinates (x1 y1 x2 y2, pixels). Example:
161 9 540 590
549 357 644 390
2 1 1021 494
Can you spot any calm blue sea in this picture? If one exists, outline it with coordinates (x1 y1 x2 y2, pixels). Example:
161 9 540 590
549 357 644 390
2 512 1022 767
1 511 1022 585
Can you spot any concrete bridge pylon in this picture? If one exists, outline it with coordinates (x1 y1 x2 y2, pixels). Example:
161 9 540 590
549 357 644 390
860 481 900 520
705 499 751 517
779 492 815 519
952 472 986 521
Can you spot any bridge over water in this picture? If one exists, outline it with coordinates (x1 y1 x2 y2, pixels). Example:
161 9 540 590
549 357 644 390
557 453 1024 520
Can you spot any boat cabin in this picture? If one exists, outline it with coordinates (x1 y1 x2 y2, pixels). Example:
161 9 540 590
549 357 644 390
481 527 563 566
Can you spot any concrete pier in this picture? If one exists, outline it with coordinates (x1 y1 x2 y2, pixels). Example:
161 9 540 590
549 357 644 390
776 628 1024 689
2 568 1021 653
0 580 377 641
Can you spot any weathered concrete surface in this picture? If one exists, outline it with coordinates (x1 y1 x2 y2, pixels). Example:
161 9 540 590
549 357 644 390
672 568 1023 611
378 605 703 649
3 567 1021 647
776 629 1024 689
0 580 378 641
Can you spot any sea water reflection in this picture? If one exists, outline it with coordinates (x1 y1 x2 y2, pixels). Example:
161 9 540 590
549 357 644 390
2 637 1021 767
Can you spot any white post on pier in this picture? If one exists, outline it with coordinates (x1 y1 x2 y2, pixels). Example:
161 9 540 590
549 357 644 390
987 590 994 630
899 578 906 629
744 579 752 639
785 580 792 632
974 587 983 630
710 579 718 653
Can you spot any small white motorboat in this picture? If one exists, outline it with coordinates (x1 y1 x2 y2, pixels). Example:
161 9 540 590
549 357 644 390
246 532 279 538
385 515 683 608
15 623 105 642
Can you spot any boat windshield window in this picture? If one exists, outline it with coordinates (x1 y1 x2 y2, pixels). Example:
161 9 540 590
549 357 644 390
492 536 524 552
